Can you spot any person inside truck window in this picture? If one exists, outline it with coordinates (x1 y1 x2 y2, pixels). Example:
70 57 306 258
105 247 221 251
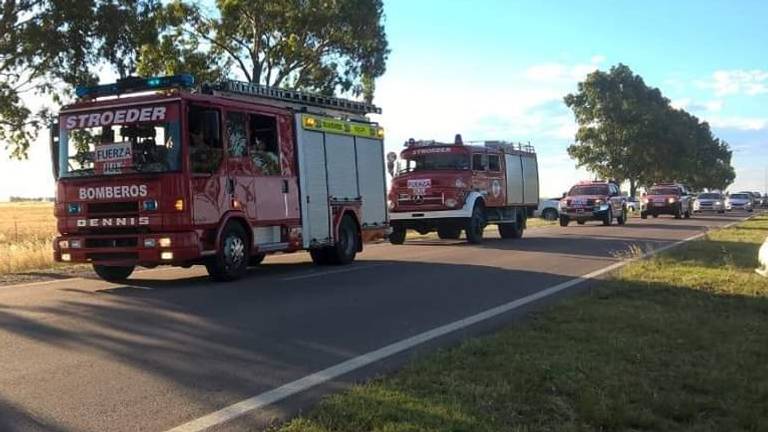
188 108 222 173
248 114 280 175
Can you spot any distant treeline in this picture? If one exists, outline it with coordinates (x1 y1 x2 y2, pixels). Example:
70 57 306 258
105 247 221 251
8 197 55 203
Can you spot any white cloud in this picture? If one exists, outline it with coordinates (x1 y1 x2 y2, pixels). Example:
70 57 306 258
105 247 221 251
706 69 768 96
671 98 690 109
707 116 768 131
591 55 606 64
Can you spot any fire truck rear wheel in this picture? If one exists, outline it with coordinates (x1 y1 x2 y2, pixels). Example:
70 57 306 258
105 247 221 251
312 215 359 265
496 222 523 238
206 222 250 281
437 227 462 239
465 204 486 244
93 264 135 282
389 226 406 245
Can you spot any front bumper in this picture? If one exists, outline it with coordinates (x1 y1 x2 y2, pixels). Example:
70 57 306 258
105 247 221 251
561 206 610 220
642 203 679 214
54 231 202 267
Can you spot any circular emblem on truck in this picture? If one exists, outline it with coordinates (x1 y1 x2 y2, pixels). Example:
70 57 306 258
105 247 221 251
492 180 502 198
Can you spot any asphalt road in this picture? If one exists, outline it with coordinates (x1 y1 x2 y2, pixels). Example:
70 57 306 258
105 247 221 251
0 213 749 432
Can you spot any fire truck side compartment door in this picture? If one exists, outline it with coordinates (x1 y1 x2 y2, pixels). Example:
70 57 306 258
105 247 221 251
521 155 540 205
355 137 387 228
324 134 358 200
504 154 524 205
296 122 331 248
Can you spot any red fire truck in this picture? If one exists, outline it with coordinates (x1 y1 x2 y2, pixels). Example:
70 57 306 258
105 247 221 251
387 137 539 244
50 75 388 282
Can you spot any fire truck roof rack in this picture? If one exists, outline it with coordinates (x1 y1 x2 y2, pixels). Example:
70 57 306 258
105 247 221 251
204 79 382 116
479 141 536 154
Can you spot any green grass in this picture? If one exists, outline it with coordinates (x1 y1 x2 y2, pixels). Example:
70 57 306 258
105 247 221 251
277 215 768 432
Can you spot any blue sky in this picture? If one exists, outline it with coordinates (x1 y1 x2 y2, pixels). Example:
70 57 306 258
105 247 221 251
1 0 767 199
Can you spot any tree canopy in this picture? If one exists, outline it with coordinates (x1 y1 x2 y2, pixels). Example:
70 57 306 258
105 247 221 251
139 0 389 102
1 0 389 158
565 64 735 195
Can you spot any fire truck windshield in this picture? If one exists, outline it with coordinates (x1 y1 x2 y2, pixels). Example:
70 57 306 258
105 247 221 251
399 153 469 174
58 105 181 178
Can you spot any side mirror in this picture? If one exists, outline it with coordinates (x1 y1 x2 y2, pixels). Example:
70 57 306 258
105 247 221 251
50 123 60 180
386 151 398 177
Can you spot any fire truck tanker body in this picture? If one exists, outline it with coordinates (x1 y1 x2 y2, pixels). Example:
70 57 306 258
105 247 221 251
388 138 539 243
51 75 388 282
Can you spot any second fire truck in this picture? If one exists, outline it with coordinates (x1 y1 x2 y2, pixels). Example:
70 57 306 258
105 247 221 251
51 75 388 282
387 136 539 244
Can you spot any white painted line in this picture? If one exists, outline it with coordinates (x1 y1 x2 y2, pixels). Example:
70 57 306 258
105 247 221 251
281 263 391 281
165 219 751 432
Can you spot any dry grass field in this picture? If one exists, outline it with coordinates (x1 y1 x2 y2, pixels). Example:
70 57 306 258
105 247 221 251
0 202 59 274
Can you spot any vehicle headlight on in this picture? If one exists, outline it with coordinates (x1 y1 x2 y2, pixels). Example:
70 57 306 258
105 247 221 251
715 201 722 205
445 198 458 208
158 237 172 248
667 197 676 204
59 240 69 249
388 200 395 210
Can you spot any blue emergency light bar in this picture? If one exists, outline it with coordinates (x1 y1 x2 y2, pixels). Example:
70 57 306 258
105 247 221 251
75 74 195 99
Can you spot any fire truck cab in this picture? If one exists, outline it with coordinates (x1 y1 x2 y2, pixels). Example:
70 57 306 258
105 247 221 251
50 75 388 282
387 137 539 244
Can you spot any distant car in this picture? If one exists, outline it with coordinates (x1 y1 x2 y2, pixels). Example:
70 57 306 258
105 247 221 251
641 183 694 219
752 192 765 207
694 192 726 214
535 198 560 221
559 180 628 226
625 196 640 212
727 193 754 212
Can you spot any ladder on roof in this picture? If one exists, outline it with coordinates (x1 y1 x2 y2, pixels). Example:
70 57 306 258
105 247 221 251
482 140 536 154
204 80 382 116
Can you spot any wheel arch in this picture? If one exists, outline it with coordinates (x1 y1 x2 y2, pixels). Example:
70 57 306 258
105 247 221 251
215 211 253 252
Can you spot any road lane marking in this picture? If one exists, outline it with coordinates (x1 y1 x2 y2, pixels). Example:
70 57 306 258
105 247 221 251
165 218 753 432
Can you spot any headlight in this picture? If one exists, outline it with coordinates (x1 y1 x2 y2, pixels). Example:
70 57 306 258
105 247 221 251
388 200 395 210
445 198 458 208
59 240 69 249
667 197 676 203
67 203 81 214
70 239 82 249
144 238 157 248
158 237 172 248
715 201 721 205
454 178 467 188
594 199 603 205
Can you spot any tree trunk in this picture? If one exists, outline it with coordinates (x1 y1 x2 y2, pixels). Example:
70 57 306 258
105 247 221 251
629 178 637 197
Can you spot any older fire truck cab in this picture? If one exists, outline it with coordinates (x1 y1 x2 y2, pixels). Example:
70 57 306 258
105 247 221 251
51 75 388 282
387 137 539 244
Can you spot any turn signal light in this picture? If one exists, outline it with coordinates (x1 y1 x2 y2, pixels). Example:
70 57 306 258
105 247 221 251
174 199 184 211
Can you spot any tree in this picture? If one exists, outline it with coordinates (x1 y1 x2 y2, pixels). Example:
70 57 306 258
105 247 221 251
564 64 670 196
1 0 162 158
141 0 389 101
564 63 735 195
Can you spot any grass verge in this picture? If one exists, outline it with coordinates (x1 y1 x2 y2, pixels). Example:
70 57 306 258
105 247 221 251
278 215 768 432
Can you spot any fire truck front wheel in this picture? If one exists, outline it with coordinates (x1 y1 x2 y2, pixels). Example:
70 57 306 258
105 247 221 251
93 264 135 282
206 222 250 281
465 203 486 244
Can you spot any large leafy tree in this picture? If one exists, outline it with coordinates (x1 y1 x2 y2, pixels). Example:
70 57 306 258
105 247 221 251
141 0 389 101
564 64 669 196
565 64 735 195
1 0 161 158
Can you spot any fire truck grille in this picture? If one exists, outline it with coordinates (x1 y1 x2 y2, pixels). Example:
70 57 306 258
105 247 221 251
86 252 138 261
85 238 138 248
88 202 139 215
